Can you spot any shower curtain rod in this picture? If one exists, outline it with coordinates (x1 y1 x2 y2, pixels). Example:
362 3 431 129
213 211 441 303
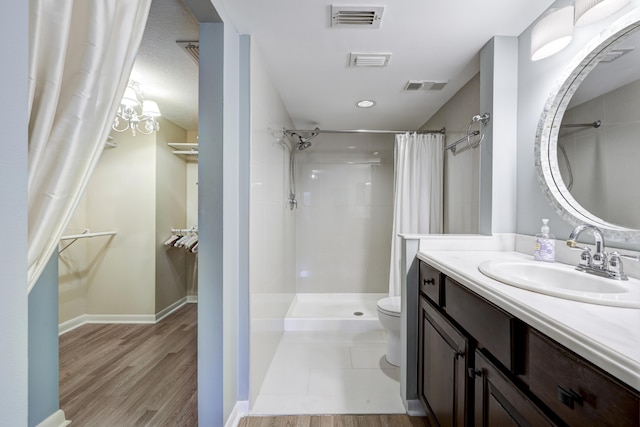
560 120 601 128
283 127 445 136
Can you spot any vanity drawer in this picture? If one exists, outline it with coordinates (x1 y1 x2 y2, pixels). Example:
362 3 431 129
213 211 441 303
444 277 523 373
419 262 442 306
528 328 640 427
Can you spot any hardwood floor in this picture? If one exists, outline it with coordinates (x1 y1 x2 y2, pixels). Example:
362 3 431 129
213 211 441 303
238 415 432 427
59 303 197 426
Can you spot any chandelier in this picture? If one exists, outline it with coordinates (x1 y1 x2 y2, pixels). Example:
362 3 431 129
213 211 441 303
112 81 161 136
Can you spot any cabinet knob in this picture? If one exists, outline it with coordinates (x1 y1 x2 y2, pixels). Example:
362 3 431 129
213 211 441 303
557 386 584 409
423 278 435 286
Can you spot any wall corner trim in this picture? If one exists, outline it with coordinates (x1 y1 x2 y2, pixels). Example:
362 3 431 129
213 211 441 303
35 409 71 427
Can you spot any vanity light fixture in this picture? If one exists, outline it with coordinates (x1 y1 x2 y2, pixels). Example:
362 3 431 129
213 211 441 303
531 6 575 61
112 81 162 136
356 100 376 108
575 0 631 26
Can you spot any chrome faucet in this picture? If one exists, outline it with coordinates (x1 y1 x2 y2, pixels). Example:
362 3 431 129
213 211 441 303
566 224 637 280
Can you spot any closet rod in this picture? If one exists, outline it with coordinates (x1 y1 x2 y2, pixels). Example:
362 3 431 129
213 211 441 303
171 227 198 234
60 231 117 240
59 230 117 254
283 127 445 136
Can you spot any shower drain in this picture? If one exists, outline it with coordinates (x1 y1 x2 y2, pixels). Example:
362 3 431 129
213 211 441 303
353 311 364 316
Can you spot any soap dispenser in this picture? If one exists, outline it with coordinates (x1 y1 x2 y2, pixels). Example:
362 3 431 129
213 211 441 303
534 219 556 262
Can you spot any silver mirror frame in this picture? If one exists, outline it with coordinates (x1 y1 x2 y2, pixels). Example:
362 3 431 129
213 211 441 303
535 8 640 243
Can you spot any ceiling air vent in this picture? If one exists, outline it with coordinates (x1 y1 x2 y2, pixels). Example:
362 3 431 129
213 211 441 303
331 5 384 28
176 41 199 64
404 81 425 91
424 80 448 90
404 80 449 91
599 47 634 62
349 53 391 67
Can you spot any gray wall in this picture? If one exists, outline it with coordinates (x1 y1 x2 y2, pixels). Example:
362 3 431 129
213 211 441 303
0 1 29 425
481 36 519 235
197 18 248 425
29 252 59 426
197 22 225 426
238 33 251 404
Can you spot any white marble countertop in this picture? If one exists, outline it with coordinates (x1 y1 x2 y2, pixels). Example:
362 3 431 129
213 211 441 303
417 249 640 392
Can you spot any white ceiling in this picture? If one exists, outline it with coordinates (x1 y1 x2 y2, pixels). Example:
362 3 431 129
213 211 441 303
134 0 556 132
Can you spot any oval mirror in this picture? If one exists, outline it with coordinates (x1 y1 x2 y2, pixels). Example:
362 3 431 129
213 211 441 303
535 9 640 243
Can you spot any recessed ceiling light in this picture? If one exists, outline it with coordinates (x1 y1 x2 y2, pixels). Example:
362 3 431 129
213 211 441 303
356 100 375 108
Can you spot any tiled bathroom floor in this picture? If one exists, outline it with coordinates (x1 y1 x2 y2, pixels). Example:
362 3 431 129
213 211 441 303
251 328 406 415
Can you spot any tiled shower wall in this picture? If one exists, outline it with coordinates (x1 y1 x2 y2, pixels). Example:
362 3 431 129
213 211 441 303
294 134 394 294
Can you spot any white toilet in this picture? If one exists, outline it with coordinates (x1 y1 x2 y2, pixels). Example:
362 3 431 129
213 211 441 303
376 296 401 366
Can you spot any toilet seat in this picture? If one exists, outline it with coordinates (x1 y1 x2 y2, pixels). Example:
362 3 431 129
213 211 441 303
377 296 401 318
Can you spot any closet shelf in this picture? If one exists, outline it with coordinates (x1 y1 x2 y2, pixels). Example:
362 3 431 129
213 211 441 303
60 231 117 240
168 142 198 157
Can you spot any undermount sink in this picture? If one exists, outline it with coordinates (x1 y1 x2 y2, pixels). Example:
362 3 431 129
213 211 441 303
478 260 640 308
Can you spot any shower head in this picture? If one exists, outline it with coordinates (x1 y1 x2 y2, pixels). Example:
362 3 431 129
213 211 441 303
298 140 312 150
294 130 318 150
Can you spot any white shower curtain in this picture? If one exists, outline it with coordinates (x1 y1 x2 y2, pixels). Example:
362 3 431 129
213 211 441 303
388 132 444 297
27 0 151 291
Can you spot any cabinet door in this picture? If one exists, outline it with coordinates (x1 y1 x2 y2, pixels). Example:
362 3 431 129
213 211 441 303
419 296 470 427
474 350 557 427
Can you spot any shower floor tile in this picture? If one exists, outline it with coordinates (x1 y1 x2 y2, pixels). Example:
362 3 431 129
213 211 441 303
251 329 405 415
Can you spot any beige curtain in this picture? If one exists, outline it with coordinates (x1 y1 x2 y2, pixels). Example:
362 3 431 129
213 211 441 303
388 132 444 297
28 0 151 291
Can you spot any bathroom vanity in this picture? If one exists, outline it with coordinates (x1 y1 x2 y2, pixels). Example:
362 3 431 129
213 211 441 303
416 251 640 427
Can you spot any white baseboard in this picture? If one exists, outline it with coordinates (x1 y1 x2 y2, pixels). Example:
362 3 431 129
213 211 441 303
156 297 187 322
187 295 198 303
86 313 156 324
36 409 71 427
225 400 249 427
59 296 190 336
58 314 88 335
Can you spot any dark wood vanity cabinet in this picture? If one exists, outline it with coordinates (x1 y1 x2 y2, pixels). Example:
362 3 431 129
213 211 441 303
419 295 470 427
417 260 640 427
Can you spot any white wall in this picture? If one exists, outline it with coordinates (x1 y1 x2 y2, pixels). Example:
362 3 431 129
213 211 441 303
248 39 297 405
295 133 394 293
86 130 157 315
186 130 199 228
422 75 481 234
516 0 640 246
559 79 640 229
59 191 90 321
155 120 190 312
